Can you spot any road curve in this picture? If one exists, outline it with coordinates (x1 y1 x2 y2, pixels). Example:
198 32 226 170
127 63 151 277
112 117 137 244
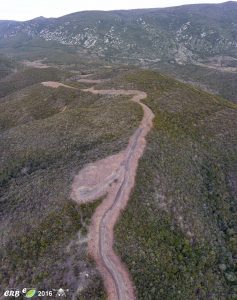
71 86 154 300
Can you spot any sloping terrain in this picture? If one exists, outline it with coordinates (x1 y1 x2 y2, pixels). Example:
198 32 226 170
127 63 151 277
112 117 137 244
109 71 237 299
71 86 153 300
0 63 142 299
0 55 16 79
1 2 237 63
0 2 237 101
156 61 237 102
0 57 236 299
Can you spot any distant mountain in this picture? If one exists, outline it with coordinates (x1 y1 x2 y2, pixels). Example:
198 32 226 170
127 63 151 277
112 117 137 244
0 1 237 102
0 1 236 65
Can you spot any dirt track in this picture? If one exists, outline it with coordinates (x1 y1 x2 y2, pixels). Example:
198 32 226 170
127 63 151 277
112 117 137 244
77 78 109 84
23 60 50 69
41 81 77 89
41 79 154 298
71 86 154 300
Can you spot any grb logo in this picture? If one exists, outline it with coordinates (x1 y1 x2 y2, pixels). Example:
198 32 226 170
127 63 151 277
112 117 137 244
4 290 20 297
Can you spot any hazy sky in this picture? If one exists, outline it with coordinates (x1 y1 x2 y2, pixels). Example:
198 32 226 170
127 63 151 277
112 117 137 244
0 0 235 21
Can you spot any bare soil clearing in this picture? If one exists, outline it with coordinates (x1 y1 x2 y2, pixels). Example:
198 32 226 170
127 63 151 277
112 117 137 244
71 86 154 300
22 60 50 69
194 62 237 73
41 81 76 89
77 78 109 84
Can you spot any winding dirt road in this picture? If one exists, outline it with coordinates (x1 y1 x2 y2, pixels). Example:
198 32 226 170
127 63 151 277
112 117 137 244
41 79 154 299
71 85 154 300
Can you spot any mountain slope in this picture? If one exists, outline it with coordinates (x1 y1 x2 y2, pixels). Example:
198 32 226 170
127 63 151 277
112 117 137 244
0 61 236 299
0 38 236 299
0 1 237 63
0 64 142 298
110 70 237 299
0 1 236 102
0 3 237 299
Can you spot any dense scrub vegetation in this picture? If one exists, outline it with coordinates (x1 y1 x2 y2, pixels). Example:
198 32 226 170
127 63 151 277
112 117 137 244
0 55 15 79
0 67 69 98
0 57 236 299
113 70 237 299
157 62 237 103
0 65 142 298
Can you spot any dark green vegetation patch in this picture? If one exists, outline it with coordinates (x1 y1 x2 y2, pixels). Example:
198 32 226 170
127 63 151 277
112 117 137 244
114 70 237 299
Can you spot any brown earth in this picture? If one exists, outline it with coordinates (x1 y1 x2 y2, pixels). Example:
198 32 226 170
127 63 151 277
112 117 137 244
71 86 154 300
22 60 50 69
40 79 154 299
77 78 109 84
41 81 76 89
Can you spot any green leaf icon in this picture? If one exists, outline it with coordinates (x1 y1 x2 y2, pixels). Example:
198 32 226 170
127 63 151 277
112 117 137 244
25 289 36 298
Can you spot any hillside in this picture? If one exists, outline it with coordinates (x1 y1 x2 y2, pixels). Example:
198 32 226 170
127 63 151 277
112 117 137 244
0 63 142 298
0 57 236 299
111 70 237 299
0 2 237 102
0 2 237 300
0 2 237 62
